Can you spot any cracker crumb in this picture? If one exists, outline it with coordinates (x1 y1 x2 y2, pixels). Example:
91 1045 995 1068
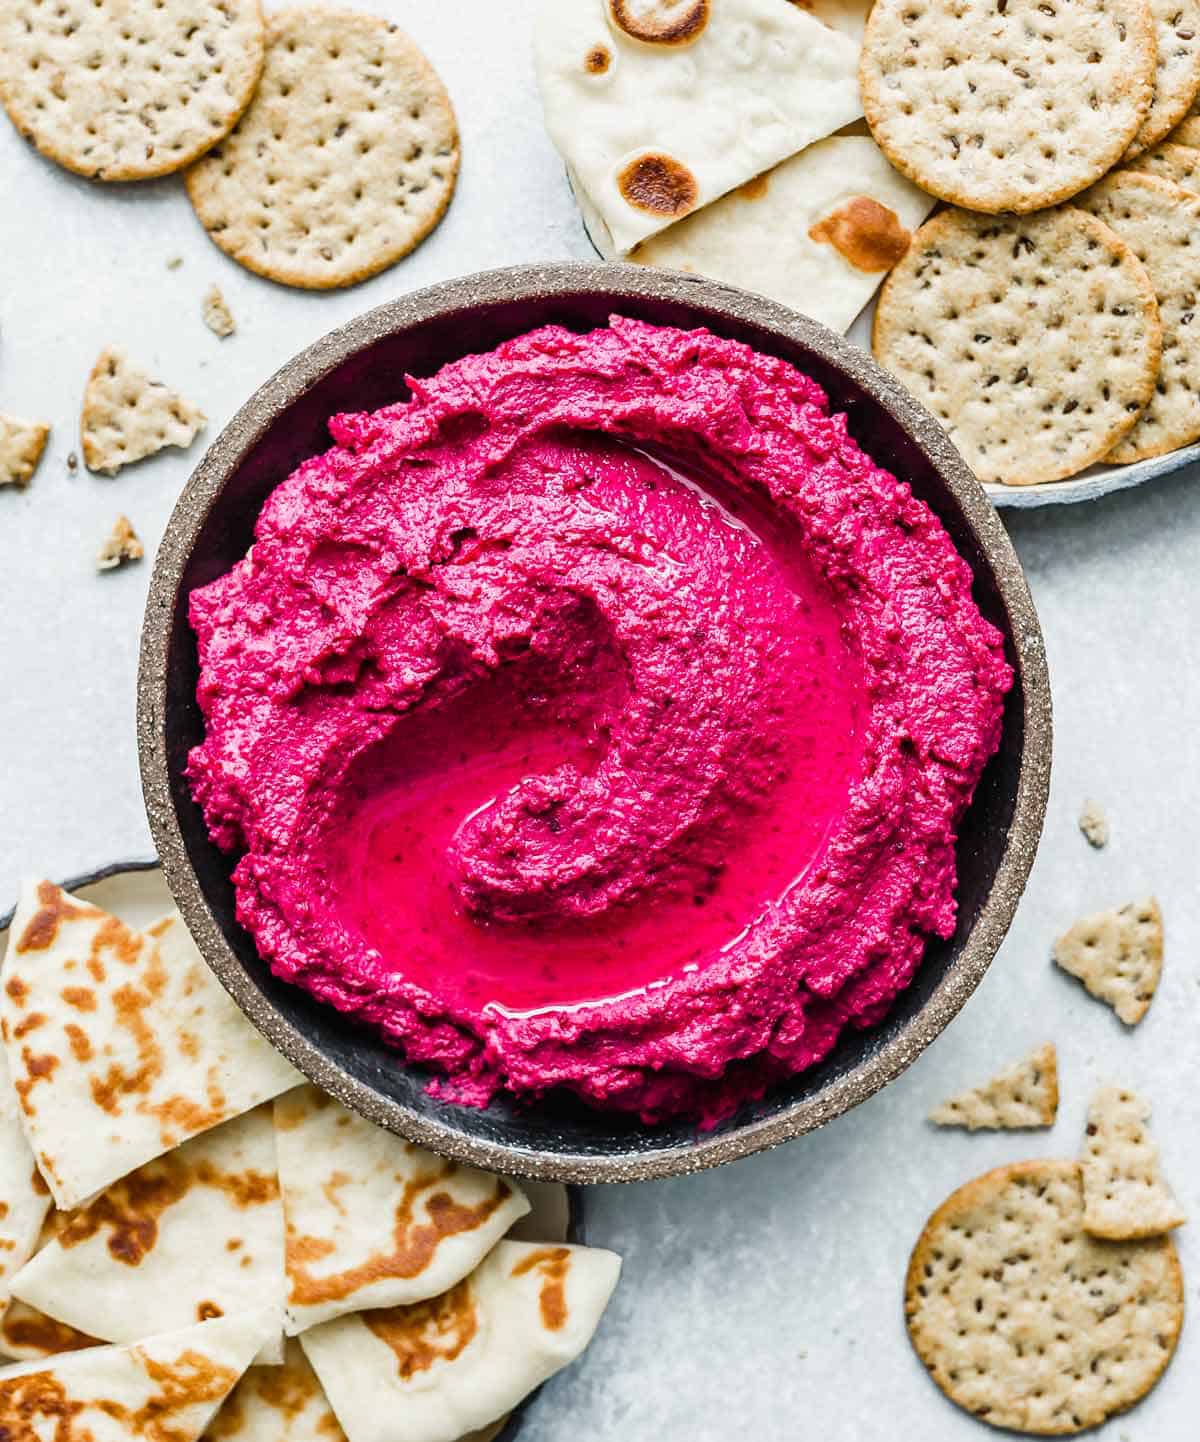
66 450 78 474
929 1042 1058 1131
1079 798 1110 848
80 347 205 475
96 515 144 572
0 412 51 488
1053 897 1162 1025
166 256 184 270
202 284 236 338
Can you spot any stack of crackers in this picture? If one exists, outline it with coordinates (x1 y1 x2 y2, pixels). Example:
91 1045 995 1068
0 0 459 289
0 880 620 1442
537 0 1200 487
866 0 1200 485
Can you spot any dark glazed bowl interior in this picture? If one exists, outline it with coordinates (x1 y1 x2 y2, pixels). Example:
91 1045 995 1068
139 263 1052 1184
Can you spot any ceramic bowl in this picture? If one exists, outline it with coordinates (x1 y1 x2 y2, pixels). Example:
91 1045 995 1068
138 262 1052 1184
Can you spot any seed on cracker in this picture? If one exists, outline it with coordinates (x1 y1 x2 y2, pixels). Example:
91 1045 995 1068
906 1159 1184 1435
202 284 236 338
1081 171 1200 461
929 1042 1058 1131
96 515 144 572
0 412 50 488
860 0 1157 213
873 207 1161 486
1053 897 1163 1024
1125 0 1200 156
1123 138 1200 190
1081 1085 1186 1239
185 7 459 290
0 0 265 182
81 347 205 476
1079 798 1110 847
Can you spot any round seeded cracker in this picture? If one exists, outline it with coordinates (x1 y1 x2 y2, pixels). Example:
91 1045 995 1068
184 6 459 290
906 1160 1184 1435
873 206 1162 486
0 0 265 181
1124 0 1200 157
1079 170 1200 460
860 0 1157 213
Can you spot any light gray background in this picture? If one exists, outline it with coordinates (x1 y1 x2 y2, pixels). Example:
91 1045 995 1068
1 3 1197 1438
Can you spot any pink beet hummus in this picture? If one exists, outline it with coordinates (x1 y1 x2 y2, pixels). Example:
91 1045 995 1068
187 317 1011 1126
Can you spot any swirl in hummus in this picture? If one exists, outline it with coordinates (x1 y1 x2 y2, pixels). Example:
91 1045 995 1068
187 318 1012 1125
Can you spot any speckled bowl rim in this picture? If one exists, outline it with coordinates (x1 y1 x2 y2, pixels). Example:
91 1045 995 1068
138 261 1052 1185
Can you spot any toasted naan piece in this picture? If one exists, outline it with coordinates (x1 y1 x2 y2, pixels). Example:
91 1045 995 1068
276 1085 529 1334
0 1309 277 1442
631 136 936 333
534 0 862 255
205 1339 346 1440
1 880 300 1209
0 1040 50 1322
929 1043 1059 1131
10 1106 286 1364
1081 1086 1187 1240
300 1240 621 1442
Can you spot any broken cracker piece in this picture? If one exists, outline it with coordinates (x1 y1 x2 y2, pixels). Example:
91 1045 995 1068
202 285 236 338
0 412 50 487
80 347 205 476
96 515 143 571
929 1042 1059 1131
1079 798 1110 848
1081 1085 1186 1239
1053 897 1162 1024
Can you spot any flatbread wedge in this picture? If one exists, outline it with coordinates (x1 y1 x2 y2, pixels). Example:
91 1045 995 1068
10 1107 286 1363
929 1042 1059 1131
1 880 300 1209
276 1084 529 1334
631 136 936 334
205 1338 347 1440
0 1308 278 1442
300 1239 621 1442
534 0 862 255
0 1042 50 1323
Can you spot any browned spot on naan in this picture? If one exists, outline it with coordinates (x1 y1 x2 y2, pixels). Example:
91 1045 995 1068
609 0 709 44
5 976 29 1007
0 1300 102 1361
511 1246 572 1331
365 1280 479 1379
617 153 698 217
15 883 85 954
63 1024 93 1063
585 43 611 72
56 1141 277 1267
808 196 913 273
738 173 771 201
60 987 96 1012
15 1049 59 1115
12 1013 47 1040
285 1156 511 1308
30 1165 50 1197
197 1300 225 1321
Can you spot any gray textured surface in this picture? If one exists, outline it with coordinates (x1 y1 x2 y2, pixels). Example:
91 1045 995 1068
0 1 1196 1437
